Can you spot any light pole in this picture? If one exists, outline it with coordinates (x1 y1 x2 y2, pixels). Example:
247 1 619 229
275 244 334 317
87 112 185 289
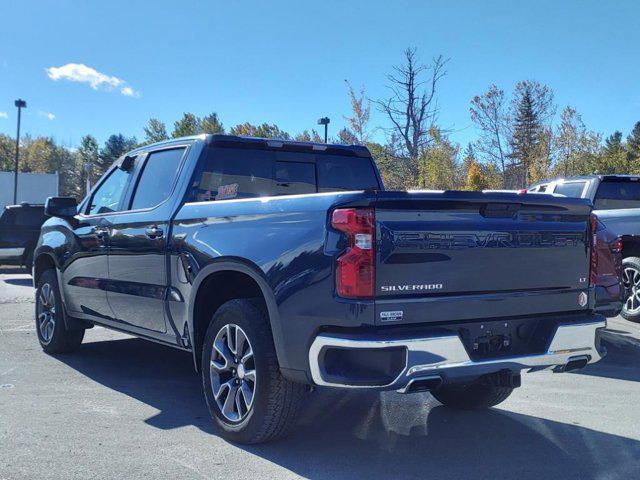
13 99 27 205
84 163 92 195
317 117 330 143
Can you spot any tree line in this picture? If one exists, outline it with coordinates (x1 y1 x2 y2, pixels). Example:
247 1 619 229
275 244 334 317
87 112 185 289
2 47 640 199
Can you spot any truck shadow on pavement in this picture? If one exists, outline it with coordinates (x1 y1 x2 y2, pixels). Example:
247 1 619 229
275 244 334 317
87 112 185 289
571 333 640 383
56 336 640 480
4 277 33 287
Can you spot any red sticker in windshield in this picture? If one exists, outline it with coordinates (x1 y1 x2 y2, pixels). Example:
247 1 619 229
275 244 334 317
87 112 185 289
215 183 239 201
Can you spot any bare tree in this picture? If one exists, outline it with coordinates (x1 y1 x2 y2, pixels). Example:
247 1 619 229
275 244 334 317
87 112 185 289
376 48 448 159
470 85 510 187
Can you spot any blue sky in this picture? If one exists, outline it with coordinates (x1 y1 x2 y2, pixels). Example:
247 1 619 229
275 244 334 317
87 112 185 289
1 0 639 149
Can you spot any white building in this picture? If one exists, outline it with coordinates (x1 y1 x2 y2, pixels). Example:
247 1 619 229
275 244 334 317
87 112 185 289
0 171 59 210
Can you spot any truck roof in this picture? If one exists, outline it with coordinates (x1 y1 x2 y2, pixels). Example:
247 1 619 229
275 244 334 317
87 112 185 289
134 134 372 158
531 174 640 187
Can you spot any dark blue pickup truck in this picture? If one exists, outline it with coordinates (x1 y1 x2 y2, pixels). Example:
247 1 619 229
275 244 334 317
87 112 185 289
33 135 617 443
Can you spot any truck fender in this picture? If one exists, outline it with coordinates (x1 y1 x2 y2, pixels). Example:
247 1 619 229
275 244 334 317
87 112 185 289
186 260 289 372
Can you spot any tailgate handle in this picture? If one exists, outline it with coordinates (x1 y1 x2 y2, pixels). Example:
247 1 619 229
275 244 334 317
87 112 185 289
480 203 521 218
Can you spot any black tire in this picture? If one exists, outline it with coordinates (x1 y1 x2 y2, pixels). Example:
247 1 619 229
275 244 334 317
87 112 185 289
23 249 34 275
431 382 513 410
621 256 640 323
201 299 305 444
35 269 84 354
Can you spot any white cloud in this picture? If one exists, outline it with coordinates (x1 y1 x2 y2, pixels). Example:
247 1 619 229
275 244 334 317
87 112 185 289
45 63 139 97
38 111 56 120
120 86 140 98
0 112 7 119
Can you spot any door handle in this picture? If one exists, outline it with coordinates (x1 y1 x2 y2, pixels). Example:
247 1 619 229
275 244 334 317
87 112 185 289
93 227 109 239
145 226 163 239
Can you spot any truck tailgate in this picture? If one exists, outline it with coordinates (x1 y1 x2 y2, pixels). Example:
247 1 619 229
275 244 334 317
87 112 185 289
374 191 593 325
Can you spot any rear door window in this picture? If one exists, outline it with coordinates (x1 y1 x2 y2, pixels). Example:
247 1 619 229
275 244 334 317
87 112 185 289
553 181 587 198
594 179 640 209
274 161 316 195
191 147 273 202
130 148 185 210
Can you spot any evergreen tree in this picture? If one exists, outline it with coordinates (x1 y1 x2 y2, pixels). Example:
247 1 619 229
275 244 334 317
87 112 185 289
465 161 489 191
627 121 640 167
508 81 554 187
97 134 137 177
604 131 624 155
143 118 169 144
229 123 290 139
172 113 202 138
201 113 225 135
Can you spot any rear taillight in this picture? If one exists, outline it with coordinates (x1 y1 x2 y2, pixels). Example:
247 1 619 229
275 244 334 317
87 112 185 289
332 208 375 299
614 239 623 254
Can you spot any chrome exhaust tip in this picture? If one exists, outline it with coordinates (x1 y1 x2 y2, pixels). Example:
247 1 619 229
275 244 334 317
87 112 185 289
398 375 443 394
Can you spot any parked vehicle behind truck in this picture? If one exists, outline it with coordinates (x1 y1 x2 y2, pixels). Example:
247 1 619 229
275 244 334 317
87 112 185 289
0 203 47 272
529 175 639 321
34 135 618 443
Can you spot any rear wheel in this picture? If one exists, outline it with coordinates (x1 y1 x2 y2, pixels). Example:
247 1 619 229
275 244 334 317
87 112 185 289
621 257 640 323
35 269 84 353
431 381 513 410
201 299 304 444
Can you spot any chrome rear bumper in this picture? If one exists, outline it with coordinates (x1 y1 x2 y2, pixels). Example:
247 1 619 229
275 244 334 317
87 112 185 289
308 318 606 390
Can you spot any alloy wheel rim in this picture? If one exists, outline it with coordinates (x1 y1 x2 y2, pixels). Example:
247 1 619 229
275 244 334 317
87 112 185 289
209 324 256 422
622 266 640 314
37 283 56 343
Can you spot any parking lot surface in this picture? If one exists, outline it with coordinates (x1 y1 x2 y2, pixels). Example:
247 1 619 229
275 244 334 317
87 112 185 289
1 267 640 479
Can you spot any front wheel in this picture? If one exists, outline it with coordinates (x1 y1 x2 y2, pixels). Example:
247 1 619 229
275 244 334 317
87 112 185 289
35 269 84 353
201 299 304 444
621 257 640 323
431 382 513 410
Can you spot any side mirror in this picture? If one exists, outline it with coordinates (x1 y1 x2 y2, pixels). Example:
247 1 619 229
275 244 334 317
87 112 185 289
118 154 136 171
45 197 78 218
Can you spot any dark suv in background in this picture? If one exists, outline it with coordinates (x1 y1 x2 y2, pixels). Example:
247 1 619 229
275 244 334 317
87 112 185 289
529 175 638 321
0 203 47 273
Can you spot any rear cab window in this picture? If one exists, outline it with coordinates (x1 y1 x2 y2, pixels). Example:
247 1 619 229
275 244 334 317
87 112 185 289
189 146 379 202
553 181 587 198
594 178 640 209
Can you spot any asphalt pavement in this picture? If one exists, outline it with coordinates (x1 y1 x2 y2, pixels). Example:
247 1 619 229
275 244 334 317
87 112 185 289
1 266 639 479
